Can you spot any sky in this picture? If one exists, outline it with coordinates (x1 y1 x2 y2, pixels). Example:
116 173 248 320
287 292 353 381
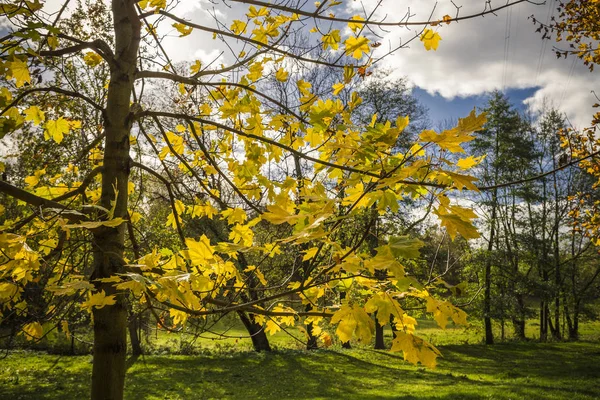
151 0 598 131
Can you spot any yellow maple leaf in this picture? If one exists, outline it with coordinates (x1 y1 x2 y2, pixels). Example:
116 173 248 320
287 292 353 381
391 332 441 368
172 22 193 37
81 290 117 310
185 235 215 266
24 106 45 125
149 0 166 10
420 28 442 51
344 36 370 60
44 117 70 144
332 82 345 96
456 155 485 169
247 5 269 19
365 292 404 326
297 80 312 95
321 29 341 50
348 15 365 33
23 321 43 340
7 59 30 87
275 67 289 82
48 35 59 49
331 305 374 343
221 207 247 225
302 247 319 261
230 20 247 35
24 168 45 188
83 52 103 67
247 61 263 81
262 204 299 225
190 60 202 75
434 198 480 240
265 319 281 335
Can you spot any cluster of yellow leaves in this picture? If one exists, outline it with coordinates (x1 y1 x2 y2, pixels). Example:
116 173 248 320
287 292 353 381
331 304 374 343
0 233 40 285
138 0 166 11
434 195 480 240
265 305 296 335
391 332 442 368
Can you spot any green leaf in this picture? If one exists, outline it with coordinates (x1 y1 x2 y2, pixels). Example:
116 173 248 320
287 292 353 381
379 235 424 259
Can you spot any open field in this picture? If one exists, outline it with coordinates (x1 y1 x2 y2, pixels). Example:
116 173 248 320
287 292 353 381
1 320 599 399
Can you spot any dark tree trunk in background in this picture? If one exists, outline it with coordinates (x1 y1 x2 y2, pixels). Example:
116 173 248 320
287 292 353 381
374 320 385 349
128 316 143 356
238 312 272 352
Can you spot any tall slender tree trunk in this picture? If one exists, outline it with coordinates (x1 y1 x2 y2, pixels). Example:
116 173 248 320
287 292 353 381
484 187 497 345
91 2 140 399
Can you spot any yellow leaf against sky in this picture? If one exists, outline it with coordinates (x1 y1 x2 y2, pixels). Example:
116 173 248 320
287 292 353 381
230 20 247 35
275 67 289 82
456 155 485 169
332 82 345 96
321 29 341 50
172 22 193 37
348 15 365 33
7 59 30 87
190 60 202 75
420 28 441 51
344 36 370 60
44 117 70 144
24 106 45 125
83 52 103 67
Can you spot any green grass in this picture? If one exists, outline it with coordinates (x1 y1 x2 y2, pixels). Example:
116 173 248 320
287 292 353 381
1 341 599 399
1 318 599 399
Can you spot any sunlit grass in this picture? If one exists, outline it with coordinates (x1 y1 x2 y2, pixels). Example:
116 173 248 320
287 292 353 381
2 341 599 399
1 319 599 399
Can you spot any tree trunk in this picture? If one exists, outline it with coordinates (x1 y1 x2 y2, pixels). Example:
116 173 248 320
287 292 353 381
512 296 526 340
305 304 318 350
340 291 351 349
374 317 385 349
238 312 271 352
128 315 143 356
91 2 140 399
484 188 497 345
567 300 580 341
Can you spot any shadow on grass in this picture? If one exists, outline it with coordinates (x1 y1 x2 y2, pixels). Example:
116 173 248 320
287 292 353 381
1 342 599 399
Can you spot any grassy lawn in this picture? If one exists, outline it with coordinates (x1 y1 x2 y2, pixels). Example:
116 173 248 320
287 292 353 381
1 340 599 399
1 319 599 399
